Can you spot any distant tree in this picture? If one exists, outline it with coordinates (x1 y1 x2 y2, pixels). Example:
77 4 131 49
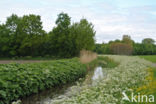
94 43 110 54
122 35 133 46
110 43 133 55
142 38 155 45
133 43 156 55
114 39 121 43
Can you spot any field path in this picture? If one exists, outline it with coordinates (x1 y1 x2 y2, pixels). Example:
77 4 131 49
152 63 156 67
0 60 46 64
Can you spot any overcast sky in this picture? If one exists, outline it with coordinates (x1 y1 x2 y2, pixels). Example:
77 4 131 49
0 0 156 43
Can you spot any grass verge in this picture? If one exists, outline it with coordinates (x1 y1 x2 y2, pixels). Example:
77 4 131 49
139 55 156 63
85 56 119 70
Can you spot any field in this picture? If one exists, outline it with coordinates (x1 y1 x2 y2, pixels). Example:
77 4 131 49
0 58 86 104
0 55 156 104
50 55 156 104
139 55 156 63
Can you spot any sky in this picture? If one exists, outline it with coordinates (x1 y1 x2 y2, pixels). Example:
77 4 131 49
0 0 156 43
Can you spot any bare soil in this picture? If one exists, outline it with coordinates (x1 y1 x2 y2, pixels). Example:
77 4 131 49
0 60 47 64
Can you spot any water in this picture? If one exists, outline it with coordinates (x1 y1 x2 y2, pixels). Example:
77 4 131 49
21 66 105 104
92 67 104 80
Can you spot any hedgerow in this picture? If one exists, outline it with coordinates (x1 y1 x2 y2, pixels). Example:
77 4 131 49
0 58 86 104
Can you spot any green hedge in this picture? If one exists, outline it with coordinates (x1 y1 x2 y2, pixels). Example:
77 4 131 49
0 58 86 104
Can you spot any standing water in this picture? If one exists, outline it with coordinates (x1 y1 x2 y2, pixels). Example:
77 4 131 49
21 66 105 104
92 67 104 80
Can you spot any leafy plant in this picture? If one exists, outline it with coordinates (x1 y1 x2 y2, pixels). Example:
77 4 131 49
0 58 86 104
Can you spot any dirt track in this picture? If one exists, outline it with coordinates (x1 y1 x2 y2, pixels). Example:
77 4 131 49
0 60 47 64
153 63 156 67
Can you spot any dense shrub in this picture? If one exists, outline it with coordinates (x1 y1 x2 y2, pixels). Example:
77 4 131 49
0 58 86 104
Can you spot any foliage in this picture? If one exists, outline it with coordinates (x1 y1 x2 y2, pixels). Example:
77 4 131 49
97 56 119 68
0 14 46 57
133 43 156 55
94 43 111 54
0 58 86 104
0 13 95 58
142 38 155 45
49 12 72 57
50 55 151 104
110 43 133 55
94 35 156 55
69 19 96 56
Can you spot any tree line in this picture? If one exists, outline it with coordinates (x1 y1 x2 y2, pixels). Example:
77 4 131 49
0 12 155 57
0 13 95 58
94 35 156 55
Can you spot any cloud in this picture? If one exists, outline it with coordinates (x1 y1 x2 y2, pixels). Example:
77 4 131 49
0 0 156 43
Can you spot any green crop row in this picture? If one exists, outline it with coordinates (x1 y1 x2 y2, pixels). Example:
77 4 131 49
0 58 86 104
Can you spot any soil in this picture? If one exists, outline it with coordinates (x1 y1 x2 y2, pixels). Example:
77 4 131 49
0 60 46 64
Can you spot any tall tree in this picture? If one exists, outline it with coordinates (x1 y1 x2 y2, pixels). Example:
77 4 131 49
0 24 10 56
50 12 72 57
70 19 96 56
19 14 45 56
5 14 21 56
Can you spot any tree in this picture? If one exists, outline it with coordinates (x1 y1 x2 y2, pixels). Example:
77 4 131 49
50 12 72 57
110 43 133 55
94 43 111 54
0 24 10 56
0 13 96 57
142 38 155 45
4 14 21 56
18 14 45 56
122 35 133 46
70 18 96 56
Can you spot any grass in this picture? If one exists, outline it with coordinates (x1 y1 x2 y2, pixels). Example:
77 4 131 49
139 55 156 63
97 56 119 68
85 56 119 71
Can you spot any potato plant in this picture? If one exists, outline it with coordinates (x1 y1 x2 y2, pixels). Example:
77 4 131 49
0 58 86 104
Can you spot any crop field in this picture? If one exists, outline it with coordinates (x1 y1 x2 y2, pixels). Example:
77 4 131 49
0 58 86 104
50 55 156 104
0 55 156 104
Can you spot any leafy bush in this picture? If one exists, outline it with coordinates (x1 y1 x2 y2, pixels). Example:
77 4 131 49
0 58 86 104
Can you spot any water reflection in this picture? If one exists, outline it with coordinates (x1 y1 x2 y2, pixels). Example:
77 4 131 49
92 67 103 80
